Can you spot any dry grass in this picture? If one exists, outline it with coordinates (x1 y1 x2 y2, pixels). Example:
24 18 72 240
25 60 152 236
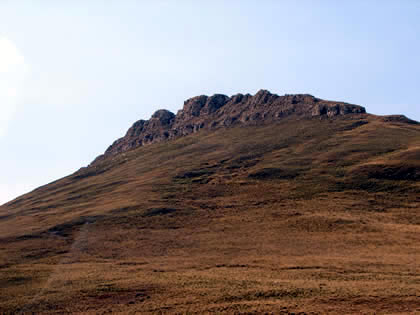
0 114 419 314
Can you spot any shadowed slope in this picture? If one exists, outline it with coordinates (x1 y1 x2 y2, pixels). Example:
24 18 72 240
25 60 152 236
0 106 419 313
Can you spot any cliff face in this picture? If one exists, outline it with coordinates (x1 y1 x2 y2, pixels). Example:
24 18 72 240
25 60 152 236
95 89 366 162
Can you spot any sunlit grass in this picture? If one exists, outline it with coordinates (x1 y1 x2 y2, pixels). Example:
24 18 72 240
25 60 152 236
0 114 419 313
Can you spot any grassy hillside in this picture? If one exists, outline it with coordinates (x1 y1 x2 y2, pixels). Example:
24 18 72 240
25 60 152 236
0 114 419 313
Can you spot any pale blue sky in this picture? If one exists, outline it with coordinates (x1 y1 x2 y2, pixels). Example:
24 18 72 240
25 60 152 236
1 1 419 204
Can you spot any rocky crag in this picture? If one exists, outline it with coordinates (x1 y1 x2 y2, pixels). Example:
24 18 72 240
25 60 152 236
94 89 366 163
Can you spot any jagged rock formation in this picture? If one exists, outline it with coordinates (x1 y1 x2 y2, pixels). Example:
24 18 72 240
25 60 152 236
94 90 366 163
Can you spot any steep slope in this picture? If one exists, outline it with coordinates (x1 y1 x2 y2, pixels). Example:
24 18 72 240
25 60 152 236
0 93 419 314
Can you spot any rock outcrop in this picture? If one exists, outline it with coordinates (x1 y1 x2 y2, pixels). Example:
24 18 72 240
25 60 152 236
94 90 366 163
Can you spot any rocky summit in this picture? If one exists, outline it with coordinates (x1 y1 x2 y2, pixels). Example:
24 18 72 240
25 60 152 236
95 90 366 162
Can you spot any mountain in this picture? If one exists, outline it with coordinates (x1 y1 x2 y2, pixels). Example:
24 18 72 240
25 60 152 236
0 90 419 314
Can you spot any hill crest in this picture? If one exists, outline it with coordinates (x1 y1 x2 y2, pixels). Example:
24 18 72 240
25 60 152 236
94 90 366 163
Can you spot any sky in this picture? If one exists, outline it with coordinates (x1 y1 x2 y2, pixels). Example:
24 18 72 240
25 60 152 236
0 0 419 205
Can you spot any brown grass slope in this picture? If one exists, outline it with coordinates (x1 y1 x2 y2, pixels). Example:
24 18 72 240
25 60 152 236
0 114 419 314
